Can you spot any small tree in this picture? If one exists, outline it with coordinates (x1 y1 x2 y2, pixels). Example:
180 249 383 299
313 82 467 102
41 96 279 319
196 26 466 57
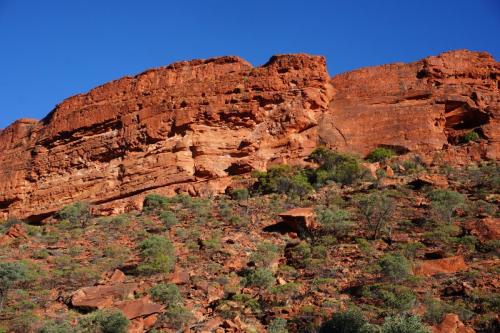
357 193 395 239
428 190 465 224
381 315 430 333
137 235 175 275
56 202 92 228
0 262 29 313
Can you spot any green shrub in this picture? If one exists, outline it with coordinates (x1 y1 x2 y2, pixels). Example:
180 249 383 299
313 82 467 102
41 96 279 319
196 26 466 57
0 262 29 312
316 207 353 238
162 305 193 330
137 235 175 275
254 165 314 197
428 190 465 224
143 194 169 213
150 283 182 306
229 188 250 201
319 307 374 333
77 309 129 333
56 202 92 228
423 298 446 324
310 147 367 186
31 249 50 259
250 242 279 268
159 211 178 229
362 284 416 312
39 320 74 333
461 131 480 143
366 147 395 162
381 315 430 333
268 318 288 333
378 254 411 282
245 268 275 289
357 193 395 239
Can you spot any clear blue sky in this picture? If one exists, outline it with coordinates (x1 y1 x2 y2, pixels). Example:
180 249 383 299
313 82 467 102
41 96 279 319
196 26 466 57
1 0 499 129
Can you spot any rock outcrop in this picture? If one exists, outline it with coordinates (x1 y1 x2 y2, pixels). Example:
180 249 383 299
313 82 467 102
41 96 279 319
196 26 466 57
0 50 498 221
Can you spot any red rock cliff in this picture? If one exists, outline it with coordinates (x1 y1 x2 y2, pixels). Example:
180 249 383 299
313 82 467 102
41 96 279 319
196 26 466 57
0 50 498 221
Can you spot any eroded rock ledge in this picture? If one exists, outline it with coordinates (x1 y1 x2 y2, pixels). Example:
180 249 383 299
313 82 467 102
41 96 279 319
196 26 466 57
0 50 498 221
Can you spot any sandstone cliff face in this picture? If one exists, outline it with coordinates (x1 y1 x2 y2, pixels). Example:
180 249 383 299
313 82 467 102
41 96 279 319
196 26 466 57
0 50 498 221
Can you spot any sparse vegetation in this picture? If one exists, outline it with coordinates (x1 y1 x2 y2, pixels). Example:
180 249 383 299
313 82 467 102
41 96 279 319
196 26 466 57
56 202 92 228
357 192 395 239
366 147 396 162
137 235 175 275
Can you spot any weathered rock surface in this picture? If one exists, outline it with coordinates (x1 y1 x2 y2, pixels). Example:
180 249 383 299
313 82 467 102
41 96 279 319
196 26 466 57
414 255 468 276
432 313 475 333
0 50 498 221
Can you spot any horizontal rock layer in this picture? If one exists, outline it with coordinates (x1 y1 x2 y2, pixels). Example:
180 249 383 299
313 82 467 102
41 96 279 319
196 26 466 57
0 50 498 221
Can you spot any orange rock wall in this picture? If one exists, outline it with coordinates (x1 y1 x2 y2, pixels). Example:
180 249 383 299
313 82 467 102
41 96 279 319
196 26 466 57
0 50 498 221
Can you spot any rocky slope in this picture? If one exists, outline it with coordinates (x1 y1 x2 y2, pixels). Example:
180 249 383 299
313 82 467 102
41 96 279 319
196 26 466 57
0 50 498 221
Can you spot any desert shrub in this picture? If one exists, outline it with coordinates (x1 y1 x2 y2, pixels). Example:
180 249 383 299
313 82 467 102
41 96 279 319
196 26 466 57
378 254 411 281
366 147 395 162
0 218 22 234
150 283 182 306
253 165 313 197
463 163 499 199
428 190 465 224
250 242 280 268
56 202 92 228
381 315 430 333
162 305 193 329
143 194 169 213
245 268 275 289
77 309 129 333
423 224 460 245
356 238 374 257
0 262 29 312
231 293 261 313
319 307 374 333
8 311 39 333
229 188 250 201
201 231 222 252
316 207 353 238
39 320 74 333
461 131 480 143
137 235 175 275
456 235 478 251
402 155 426 174
398 242 424 259
363 284 416 312
285 242 312 269
268 318 288 333
423 298 446 324
470 199 497 217
31 249 50 259
159 210 178 229
309 147 367 186
357 193 395 239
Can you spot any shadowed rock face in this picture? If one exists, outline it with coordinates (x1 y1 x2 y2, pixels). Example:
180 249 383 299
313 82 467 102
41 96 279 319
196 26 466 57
0 50 498 221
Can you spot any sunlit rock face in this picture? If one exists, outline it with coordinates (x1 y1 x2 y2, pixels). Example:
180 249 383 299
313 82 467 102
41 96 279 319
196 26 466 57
0 50 498 221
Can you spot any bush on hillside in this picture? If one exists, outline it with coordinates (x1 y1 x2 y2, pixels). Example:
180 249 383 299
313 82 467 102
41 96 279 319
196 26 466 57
366 147 396 162
137 235 175 275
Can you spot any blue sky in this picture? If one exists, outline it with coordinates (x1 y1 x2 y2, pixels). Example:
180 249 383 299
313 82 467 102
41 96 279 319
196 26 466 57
1 0 499 129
